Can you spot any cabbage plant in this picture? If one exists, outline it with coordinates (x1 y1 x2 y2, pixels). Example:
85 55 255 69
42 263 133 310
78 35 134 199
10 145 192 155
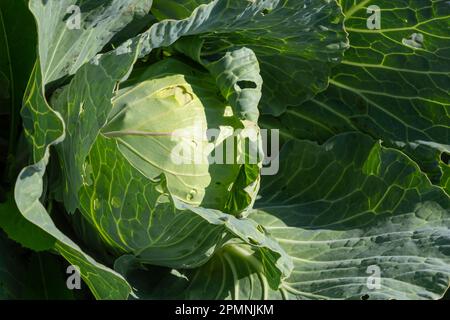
0 0 449 300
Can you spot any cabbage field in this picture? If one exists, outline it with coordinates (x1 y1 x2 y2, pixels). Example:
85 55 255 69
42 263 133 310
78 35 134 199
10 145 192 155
0 0 449 300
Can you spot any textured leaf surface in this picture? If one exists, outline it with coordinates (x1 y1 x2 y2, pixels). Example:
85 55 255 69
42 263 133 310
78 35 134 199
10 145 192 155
262 0 450 189
151 0 348 115
21 63 64 161
113 245 288 299
14 132 133 299
13 1 153 299
15 54 137 298
251 133 450 299
51 47 140 212
184 44 263 122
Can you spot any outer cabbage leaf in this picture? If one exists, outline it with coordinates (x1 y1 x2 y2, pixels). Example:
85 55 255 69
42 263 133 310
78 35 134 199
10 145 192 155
30 0 153 85
252 133 450 299
151 0 349 116
16 50 138 300
15 102 133 299
117 133 450 300
13 0 157 299
262 0 450 190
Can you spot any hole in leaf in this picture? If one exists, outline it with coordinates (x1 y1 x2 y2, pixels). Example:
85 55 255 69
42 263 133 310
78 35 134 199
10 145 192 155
261 8 272 16
257 225 266 233
361 294 370 300
236 81 257 90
